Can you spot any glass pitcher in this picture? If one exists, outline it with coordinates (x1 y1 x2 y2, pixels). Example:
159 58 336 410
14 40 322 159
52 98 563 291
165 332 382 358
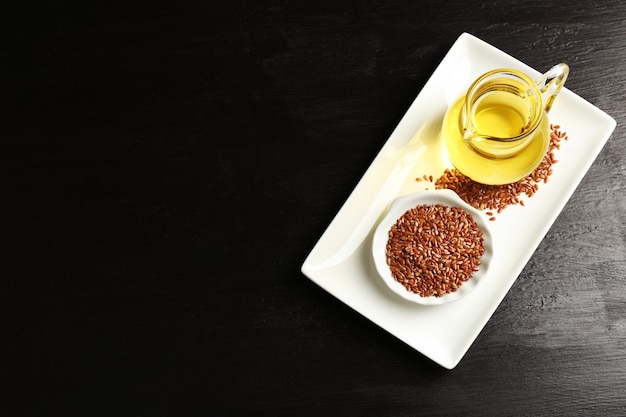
442 63 569 185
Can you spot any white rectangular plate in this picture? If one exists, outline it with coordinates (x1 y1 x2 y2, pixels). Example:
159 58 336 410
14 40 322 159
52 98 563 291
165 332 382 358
301 33 616 369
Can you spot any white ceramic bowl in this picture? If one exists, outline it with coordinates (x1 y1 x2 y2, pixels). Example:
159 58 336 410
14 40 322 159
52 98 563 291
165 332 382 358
372 189 494 305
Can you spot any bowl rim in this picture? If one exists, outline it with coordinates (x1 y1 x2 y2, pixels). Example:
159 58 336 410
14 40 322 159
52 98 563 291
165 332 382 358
371 189 494 306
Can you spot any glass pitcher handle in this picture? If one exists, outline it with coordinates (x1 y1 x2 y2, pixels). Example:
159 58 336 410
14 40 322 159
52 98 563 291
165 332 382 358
535 63 569 113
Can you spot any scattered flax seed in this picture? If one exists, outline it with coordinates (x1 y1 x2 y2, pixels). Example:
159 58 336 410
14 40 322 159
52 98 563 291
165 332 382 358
421 125 568 217
385 204 484 297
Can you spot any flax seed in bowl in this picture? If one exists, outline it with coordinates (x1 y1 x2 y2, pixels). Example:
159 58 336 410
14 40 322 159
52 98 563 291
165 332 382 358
372 189 494 305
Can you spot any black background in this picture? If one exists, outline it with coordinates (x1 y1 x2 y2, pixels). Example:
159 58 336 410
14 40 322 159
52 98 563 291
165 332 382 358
4 1 626 415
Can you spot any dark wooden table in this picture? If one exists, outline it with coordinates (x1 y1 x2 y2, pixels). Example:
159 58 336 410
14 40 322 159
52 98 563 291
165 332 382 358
4 0 626 415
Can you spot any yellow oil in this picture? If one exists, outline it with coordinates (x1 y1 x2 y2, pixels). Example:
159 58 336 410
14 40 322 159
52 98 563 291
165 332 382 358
473 90 528 138
442 92 550 185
